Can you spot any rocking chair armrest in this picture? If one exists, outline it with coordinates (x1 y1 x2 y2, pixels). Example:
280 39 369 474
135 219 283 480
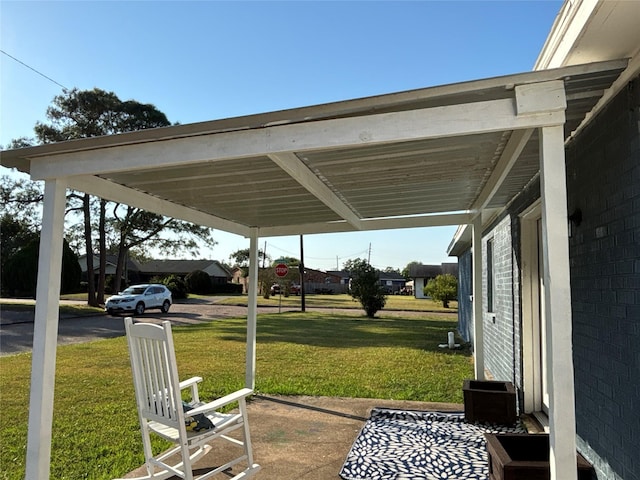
179 377 203 403
179 377 203 389
185 388 254 416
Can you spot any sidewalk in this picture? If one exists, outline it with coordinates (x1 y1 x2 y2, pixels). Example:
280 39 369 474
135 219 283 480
122 394 464 480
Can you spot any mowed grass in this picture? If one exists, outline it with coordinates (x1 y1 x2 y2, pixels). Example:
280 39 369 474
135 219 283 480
216 292 458 312
0 311 471 480
53 291 458 312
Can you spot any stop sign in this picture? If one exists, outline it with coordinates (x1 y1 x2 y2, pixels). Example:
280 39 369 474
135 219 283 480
275 263 288 277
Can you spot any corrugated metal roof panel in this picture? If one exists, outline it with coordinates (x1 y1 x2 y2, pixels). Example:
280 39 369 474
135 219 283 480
0 59 628 234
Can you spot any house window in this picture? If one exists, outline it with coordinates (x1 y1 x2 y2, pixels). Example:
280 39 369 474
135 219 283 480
487 238 495 313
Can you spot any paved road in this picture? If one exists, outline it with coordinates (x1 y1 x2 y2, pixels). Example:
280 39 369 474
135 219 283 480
0 300 267 356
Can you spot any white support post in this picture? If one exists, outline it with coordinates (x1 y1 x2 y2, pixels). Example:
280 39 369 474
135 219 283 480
245 228 259 390
25 178 67 480
539 125 577 480
472 216 485 380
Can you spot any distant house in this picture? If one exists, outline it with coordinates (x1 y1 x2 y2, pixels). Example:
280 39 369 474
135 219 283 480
138 259 232 285
78 254 142 286
304 268 344 294
325 269 406 294
78 256 235 288
409 263 458 299
326 270 350 284
378 270 406 294
325 270 351 294
441 263 458 276
231 266 247 292
78 254 116 279
235 266 346 295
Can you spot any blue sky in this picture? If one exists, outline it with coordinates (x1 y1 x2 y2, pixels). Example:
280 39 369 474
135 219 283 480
1 0 562 271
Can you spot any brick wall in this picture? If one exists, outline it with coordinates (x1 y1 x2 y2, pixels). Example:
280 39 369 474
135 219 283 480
481 215 516 382
566 77 640 480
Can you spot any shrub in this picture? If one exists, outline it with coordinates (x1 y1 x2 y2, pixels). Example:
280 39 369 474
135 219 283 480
349 260 387 318
185 270 212 294
158 274 188 299
424 274 458 308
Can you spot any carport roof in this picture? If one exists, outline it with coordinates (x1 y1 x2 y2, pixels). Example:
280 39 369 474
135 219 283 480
0 59 628 238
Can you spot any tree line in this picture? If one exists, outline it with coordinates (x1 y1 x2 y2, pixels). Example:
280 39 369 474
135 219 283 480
1 88 215 304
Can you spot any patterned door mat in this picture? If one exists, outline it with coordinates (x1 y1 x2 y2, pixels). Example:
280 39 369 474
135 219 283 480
339 408 525 480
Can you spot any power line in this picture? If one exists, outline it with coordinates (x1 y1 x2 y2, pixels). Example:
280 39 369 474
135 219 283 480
1 49 69 91
266 241 368 262
308 249 369 262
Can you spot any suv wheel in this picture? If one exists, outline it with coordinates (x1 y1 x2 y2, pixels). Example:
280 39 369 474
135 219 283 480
161 300 171 313
134 302 145 316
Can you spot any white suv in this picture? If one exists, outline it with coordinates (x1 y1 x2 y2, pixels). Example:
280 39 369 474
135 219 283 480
105 284 172 316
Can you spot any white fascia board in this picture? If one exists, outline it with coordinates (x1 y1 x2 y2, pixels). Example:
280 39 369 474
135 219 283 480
29 98 566 181
535 0 600 70
260 212 473 237
447 224 472 256
66 175 251 237
267 153 363 229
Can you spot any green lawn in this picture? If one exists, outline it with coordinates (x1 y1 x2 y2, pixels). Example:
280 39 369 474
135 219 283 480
0 311 470 480
50 291 459 313
215 292 458 312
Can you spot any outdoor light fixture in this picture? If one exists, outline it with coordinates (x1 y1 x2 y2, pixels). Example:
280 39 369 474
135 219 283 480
568 208 582 237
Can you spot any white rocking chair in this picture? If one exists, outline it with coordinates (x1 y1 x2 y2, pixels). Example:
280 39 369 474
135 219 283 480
117 317 260 480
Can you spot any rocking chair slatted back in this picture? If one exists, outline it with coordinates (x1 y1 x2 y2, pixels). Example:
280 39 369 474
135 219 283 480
126 320 184 429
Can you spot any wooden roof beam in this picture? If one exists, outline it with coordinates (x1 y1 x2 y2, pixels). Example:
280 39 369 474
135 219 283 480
28 96 566 181
268 153 363 229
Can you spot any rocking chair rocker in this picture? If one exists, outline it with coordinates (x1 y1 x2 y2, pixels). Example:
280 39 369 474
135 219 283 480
117 317 260 480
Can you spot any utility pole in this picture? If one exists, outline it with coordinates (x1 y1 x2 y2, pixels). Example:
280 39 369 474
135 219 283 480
299 234 306 312
262 241 267 268
368 243 371 264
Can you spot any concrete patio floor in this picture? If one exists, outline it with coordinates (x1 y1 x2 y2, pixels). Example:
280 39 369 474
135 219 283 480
123 394 464 480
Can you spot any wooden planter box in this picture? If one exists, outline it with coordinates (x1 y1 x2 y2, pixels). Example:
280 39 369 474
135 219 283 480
463 379 517 425
485 433 594 480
